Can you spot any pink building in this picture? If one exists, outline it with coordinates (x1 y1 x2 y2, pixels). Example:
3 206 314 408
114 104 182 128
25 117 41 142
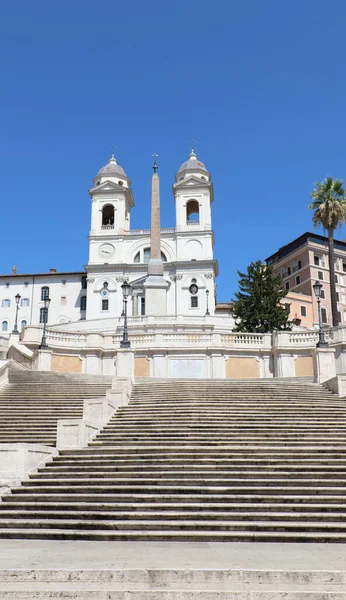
266 232 346 328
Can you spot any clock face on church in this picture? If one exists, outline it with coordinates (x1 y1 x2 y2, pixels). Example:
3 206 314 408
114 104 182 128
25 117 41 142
99 244 115 260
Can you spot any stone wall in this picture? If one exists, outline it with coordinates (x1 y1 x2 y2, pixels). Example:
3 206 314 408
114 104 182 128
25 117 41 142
134 357 150 377
226 357 259 379
51 354 82 373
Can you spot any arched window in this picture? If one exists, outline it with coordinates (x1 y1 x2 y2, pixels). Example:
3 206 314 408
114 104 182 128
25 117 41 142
1 321 8 332
102 204 114 227
41 286 49 300
39 308 47 324
20 320 27 330
186 200 200 224
133 248 167 264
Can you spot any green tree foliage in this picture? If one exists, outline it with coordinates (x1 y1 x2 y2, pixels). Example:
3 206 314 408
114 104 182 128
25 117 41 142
309 177 346 327
233 260 290 333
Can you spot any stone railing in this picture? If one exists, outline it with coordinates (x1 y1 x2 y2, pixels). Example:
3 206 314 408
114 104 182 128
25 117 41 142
20 325 337 354
47 331 88 347
7 345 33 370
221 333 271 349
129 228 175 236
0 361 9 389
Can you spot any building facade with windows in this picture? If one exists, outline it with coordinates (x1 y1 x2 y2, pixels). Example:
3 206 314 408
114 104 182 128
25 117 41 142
266 232 346 327
0 270 87 335
0 150 227 338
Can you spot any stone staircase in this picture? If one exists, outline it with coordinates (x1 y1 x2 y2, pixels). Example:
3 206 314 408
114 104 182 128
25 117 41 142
1 378 346 541
0 368 112 446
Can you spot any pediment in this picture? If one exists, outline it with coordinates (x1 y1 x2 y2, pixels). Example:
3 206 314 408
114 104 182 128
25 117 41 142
173 175 210 189
89 180 125 194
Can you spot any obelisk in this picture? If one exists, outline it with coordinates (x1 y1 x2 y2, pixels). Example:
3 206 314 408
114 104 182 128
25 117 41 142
148 156 163 276
144 155 169 315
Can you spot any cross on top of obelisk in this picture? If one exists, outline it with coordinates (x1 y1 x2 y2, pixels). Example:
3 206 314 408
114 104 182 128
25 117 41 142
152 153 158 173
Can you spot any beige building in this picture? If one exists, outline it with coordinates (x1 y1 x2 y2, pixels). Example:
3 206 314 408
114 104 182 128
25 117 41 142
266 232 346 328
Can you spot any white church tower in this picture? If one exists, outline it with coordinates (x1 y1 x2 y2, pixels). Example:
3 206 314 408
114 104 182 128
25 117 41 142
88 153 134 265
86 153 134 321
172 149 216 315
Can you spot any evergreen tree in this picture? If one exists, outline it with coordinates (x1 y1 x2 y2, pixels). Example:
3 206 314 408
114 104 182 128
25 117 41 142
233 260 290 333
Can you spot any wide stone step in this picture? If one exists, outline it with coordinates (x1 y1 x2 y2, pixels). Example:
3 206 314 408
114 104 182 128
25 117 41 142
49 455 346 472
12 482 346 494
2 508 346 521
3 517 346 533
1 527 346 542
30 470 346 480
5 492 346 504
4 500 346 512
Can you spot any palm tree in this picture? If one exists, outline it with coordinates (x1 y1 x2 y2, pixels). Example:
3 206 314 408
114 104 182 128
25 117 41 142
309 177 346 327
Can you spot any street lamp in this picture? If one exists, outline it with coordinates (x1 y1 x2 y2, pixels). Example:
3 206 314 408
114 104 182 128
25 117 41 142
313 280 328 348
205 289 210 315
12 293 21 334
120 281 132 348
39 297 51 349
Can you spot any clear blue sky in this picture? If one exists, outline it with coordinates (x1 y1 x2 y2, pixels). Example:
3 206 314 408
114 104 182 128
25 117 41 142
1 0 346 301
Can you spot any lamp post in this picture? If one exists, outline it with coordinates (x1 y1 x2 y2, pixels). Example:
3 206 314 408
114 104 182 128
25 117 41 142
313 280 328 348
120 281 132 348
12 293 21 334
39 297 51 349
205 289 210 315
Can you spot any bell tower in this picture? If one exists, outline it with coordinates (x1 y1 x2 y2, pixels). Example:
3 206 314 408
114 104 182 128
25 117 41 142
88 153 134 265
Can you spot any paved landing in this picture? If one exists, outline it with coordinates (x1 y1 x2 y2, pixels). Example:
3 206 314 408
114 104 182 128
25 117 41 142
1 539 346 570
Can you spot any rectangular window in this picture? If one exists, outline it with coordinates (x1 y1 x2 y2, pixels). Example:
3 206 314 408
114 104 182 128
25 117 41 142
321 308 327 324
141 296 145 316
336 292 340 302
300 306 307 317
295 275 301 285
293 260 302 273
81 276 87 290
287 266 291 276
314 255 320 266
335 275 338 283
343 262 346 273
191 296 198 308
318 271 323 280
320 289 325 299
1 299 10 307
102 299 109 311
61 297 66 305
80 296 87 311
21 298 29 307
338 311 342 323
285 281 290 291
284 303 291 314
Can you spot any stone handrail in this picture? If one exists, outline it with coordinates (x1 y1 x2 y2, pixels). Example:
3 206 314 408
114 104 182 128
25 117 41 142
220 333 271 349
273 331 318 348
0 361 9 389
7 345 33 370
20 325 338 353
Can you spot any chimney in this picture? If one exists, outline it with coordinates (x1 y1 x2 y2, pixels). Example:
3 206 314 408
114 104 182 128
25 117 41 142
49 268 57 273
12 266 17 275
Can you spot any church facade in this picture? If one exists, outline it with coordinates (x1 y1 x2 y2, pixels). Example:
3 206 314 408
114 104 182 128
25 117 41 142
0 150 227 337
